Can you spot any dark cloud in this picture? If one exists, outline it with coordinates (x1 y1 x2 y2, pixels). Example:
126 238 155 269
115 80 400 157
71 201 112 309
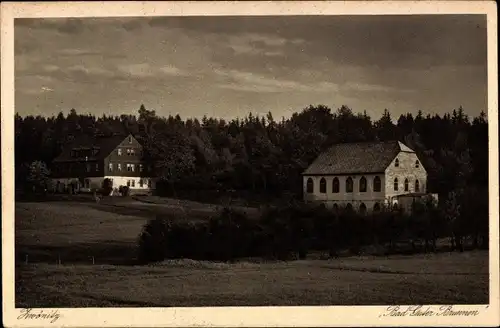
147 15 487 69
14 15 488 119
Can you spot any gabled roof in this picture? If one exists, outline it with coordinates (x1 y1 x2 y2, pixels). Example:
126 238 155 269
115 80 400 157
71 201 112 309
302 141 414 175
52 134 130 163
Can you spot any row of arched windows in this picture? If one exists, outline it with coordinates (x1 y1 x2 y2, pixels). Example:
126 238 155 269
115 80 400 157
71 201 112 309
331 202 382 213
393 177 420 192
306 176 382 194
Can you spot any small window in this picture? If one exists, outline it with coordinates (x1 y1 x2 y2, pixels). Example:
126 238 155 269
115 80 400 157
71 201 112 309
139 164 144 172
394 177 399 191
95 163 99 172
117 148 122 156
359 176 367 192
332 177 339 193
395 158 399 167
108 162 113 171
128 136 132 143
131 149 135 156
373 176 381 192
306 178 314 193
131 164 135 172
346 177 353 193
319 178 326 193
139 179 144 187
86 163 91 173
117 163 122 171
131 179 135 187
415 160 420 168
127 148 131 155
127 180 131 187
404 178 409 191
415 179 420 192
147 179 152 188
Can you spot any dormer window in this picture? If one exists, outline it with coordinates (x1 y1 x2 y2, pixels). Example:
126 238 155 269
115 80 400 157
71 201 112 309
395 158 400 167
415 160 420 168
117 148 122 156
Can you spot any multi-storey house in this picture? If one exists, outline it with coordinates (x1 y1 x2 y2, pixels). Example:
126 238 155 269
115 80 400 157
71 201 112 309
50 133 155 194
302 141 434 213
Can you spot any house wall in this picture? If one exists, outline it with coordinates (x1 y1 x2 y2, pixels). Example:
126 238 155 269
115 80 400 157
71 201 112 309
51 160 105 179
384 151 427 204
50 176 155 193
302 173 386 211
103 135 152 178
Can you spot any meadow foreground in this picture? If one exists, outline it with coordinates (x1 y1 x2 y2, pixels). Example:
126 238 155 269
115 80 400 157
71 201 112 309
15 201 489 307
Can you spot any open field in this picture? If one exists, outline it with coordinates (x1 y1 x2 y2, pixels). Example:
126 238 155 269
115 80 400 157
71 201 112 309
15 201 489 307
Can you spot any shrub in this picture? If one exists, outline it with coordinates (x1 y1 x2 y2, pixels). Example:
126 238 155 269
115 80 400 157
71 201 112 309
137 216 172 263
118 185 130 197
207 207 255 260
102 178 113 196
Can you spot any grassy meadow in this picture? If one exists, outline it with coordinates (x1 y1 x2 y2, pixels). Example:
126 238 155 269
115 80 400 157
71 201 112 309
15 199 489 307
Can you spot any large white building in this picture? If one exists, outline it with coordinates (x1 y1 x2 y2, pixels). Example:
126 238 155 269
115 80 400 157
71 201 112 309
302 141 430 213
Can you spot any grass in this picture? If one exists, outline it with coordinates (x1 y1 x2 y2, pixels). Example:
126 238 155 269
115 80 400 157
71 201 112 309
15 200 489 307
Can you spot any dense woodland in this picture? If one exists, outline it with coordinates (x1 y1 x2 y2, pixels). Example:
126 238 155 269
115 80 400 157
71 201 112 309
15 104 489 259
15 104 488 199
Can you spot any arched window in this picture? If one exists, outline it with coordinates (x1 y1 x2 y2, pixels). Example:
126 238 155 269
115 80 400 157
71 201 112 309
373 176 381 192
373 202 381 213
345 203 353 212
395 158 400 167
415 179 420 192
415 160 420 168
394 177 399 191
332 203 339 213
404 178 409 191
359 176 367 192
332 177 339 193
346 177 353 193
359 203 367 214
306 178 314 193
319 178 326 193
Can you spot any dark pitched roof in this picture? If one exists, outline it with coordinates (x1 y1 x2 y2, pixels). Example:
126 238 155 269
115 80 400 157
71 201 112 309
52 134 129 163
302 141 413 175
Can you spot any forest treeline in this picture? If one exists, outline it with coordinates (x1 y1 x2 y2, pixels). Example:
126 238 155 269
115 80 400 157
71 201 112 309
15 104 488 200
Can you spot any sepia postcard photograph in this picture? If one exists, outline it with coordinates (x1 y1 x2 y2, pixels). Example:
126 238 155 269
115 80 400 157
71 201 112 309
2 1 499 327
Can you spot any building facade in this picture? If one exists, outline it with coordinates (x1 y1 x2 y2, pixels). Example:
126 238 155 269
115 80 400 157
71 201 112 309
50 133 155 194
302 141 429 213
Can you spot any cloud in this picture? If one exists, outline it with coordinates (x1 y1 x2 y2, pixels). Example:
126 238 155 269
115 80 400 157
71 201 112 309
15 18 87 34
57 48 103 56
343 82 415 93
117 63 154 78
159 65 191 77
225 32 305 58
214 69 338 93
117 63 192 79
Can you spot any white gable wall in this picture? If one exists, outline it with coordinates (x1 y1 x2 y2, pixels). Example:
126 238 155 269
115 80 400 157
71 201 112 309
384 150 428 203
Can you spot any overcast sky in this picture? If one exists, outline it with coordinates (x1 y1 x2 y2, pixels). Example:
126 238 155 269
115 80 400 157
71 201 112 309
15 15 487 121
